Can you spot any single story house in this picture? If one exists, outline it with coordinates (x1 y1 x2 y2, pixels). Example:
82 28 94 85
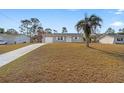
41 33 84 43
98 34 124 44
0 34 30 44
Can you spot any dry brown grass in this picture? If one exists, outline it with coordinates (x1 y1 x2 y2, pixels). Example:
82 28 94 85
0 43 30 54
0 43 124 83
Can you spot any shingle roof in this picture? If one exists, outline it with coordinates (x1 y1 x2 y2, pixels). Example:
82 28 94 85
44 33 82 37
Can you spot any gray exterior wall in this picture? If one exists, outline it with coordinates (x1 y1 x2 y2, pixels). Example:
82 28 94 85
114 35 124 44
0 36 4 40
15 35 30 43
0 34 30 44
71 36 83 42
53 36 66 42
3 37 15 44
49 36 83 43
43 33 83 43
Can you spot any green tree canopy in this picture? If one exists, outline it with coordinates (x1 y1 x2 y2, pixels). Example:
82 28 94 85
45 28 52 34
0 28 5 33
62 27 68 33
105 27 115 34
118 28 124 34
6 28 18 35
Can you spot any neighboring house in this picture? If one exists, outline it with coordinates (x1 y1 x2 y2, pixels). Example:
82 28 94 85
0 34 30 44
98 34 124 44
41 33 84 43
15 35 30 43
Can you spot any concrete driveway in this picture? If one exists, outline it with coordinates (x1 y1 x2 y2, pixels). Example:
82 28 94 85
0 43 46 67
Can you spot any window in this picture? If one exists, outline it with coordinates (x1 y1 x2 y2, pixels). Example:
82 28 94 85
117 38 123 41
60 36 63 40
56 36 64 40
73 37 79 39
58 37 60 40
75 37 77 39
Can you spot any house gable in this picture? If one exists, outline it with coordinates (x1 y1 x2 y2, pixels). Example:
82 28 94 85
99 35 114 44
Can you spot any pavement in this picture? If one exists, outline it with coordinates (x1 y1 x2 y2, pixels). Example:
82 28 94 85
0 43 46 67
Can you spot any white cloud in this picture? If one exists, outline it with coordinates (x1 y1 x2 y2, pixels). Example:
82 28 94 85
118 9 124 12
111 21 124 27
115 9 124 15
115 12 122 15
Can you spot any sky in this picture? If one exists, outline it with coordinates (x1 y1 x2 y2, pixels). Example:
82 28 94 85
0 9 124 33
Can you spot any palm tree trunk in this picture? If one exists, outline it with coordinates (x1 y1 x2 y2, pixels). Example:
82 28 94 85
86 38 90 47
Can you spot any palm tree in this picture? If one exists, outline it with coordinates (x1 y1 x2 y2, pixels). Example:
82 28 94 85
75 14 102 47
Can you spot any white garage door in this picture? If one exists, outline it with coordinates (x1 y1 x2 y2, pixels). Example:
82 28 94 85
66 37 72 42
45 37 53 43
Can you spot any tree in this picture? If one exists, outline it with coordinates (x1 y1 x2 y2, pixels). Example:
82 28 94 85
37 26 44 32
45 28 52 34
20 18 41 42
6 28 18 34
105 27 115 34
30 18 40 34
53 29 57 33
19 25 25 34
0 28 4 33
75 14 102 47
62 27 67 33
20 19 32 35
118 28 124 34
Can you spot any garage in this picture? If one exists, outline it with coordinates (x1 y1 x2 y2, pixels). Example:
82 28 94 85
66 37 72 42
45 37 53 43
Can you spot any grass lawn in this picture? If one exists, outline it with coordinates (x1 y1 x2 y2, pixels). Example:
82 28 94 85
0 43 124 82
0 43 31 54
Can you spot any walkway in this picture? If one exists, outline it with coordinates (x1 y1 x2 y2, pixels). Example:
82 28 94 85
0 43 46 67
